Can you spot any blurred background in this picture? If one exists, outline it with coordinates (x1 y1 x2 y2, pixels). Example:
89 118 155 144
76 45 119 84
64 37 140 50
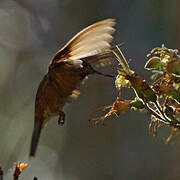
1 0 180 179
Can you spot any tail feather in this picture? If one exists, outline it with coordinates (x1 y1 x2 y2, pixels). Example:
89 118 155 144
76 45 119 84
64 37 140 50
29 123 42 157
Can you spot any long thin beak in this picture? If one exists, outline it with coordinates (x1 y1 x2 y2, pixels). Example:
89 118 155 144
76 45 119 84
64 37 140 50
93 69 115 78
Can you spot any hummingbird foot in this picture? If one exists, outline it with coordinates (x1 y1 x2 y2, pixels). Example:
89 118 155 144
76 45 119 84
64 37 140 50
58 111 65 126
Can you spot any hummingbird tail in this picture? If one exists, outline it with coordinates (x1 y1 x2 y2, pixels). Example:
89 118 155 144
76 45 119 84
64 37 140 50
29 123 42 157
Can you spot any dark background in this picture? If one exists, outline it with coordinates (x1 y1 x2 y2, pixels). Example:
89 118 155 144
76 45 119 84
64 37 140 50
1 0 180 179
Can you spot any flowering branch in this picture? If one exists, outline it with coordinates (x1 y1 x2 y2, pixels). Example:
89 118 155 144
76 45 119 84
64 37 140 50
89 44 180 142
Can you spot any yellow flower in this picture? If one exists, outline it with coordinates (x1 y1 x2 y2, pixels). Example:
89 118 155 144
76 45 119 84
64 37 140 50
115 75 130 90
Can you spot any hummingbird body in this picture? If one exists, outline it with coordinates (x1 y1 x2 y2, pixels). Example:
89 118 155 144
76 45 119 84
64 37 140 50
30 19 116 157
35 62 85 126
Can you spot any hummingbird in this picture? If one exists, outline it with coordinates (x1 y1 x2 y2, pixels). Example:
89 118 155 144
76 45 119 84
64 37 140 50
30 18 116 157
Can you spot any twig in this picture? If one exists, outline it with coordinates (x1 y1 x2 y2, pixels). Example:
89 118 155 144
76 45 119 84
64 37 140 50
144 101 170 125
154 101 171 122
13 166 21 180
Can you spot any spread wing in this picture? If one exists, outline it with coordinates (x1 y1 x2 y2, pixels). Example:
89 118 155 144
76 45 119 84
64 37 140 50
49 19 116 67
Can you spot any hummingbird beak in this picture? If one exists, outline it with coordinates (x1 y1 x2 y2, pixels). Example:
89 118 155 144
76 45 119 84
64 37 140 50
93 69 115 78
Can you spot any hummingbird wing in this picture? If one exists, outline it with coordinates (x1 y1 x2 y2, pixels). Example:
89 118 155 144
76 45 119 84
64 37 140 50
49 19 116 67
81 51 114 68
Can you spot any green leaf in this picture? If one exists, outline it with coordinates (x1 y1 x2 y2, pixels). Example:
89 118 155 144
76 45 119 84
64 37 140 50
166 60 180 76
144 57 163 70
130 100 145 109
132 86 144 99
143 88 157 103
173 82 180 90
168 89 180 103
